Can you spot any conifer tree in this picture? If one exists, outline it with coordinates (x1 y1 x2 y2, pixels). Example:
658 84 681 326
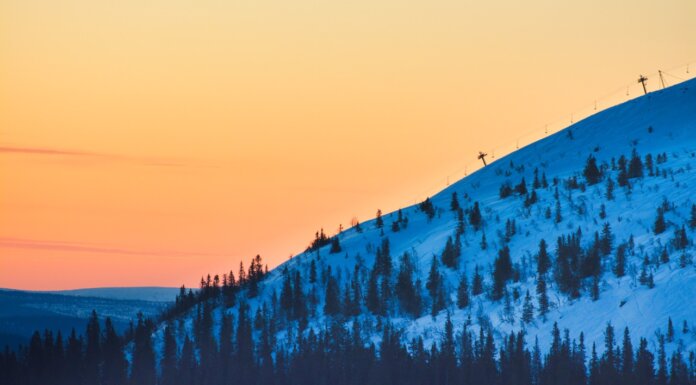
324 276 341 316
456 274 469 309
537 239 550 276
654 208 666 234
450 191 460 211
472 265 484 296
537 275 549 318
130 313 156 385
583 155 602 185
160 322 178 385
426 256 445 315
615 244 626 277
441 236 458 268
492 246 513 300
101 317 127 385
376 209 383 229
469 201 482 230
522 290 534 324
84 310 101 385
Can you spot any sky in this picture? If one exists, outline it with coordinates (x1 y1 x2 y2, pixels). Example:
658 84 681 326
1 0 695 290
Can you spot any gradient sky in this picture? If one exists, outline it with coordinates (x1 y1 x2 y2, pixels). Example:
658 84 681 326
1 0 694 290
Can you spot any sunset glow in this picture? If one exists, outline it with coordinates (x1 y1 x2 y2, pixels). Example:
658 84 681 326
1 0 695 290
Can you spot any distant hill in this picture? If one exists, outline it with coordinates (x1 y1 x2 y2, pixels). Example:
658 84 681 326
0 288 171 349
51 286 180 302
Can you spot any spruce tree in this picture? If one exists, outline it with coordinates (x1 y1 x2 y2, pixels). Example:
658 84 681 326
130 313 156 385
456 275 470 309
450 191 460 211
376 209 384 229
472 265 484 296
522 290 534 324
426 256 445 315
654 208 666 234
101 317 127 385
324 276 341 316
537 239 550 276
583 155 602 185
537 275 549 318
160 322 178 385
84 310 101 385
492 246 513 300
469 201 482 230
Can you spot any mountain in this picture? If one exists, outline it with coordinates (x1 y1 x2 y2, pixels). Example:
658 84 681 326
0 288 171 349
52 287 180 302
155 76 696 356
4 77 696 385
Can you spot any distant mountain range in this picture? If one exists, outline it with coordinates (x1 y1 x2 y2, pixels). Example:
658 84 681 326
0 287 178 349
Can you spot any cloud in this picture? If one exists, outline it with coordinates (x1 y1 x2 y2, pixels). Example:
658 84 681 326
0 145 215 168
0 237 226 259
0 146 100 157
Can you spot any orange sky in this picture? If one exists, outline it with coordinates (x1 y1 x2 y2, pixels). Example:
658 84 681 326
1 0 695 290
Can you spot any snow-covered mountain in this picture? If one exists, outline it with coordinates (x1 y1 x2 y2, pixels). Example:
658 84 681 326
155 76 696 362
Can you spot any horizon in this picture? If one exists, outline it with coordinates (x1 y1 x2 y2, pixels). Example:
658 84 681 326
2 0 695 291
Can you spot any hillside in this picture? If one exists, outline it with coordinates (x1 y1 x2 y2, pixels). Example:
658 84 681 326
0 288 169 349
149 76 696 370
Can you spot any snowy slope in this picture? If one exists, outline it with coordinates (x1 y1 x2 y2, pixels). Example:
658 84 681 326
154 77 696 360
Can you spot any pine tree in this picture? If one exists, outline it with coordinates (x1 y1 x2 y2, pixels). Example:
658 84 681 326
279 268 293 317
492 246 513 300
130 313 156 385
395 253 421 317
656 335 667 385
599 222 613 255
309 259 317 284
450 191 460 211
101 317 127 385
536 275 549 318
537 239 550 276
667 317 675 342
426 256 445 315
606 177 615 200
324 276 341 316
614 244 626 278
554 199 562 223
456 274 470 309
419 197 436 219
376 209 384 229
583 155 602 185
635 338 655 385
690 204 696 229
654 208 666 234
160 322 177 385
621 327 634 383
628 149 644 178
673 225 688 250
469 201 482 230
660 247 669 264
472 265 484 296
84 310 101 385
522 290 534 324
330 237 341 253
441 236 458 268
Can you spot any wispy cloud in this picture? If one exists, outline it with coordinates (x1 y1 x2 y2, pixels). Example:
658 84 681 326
0 237 226 258
0 146 100 157
0 145 216 168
